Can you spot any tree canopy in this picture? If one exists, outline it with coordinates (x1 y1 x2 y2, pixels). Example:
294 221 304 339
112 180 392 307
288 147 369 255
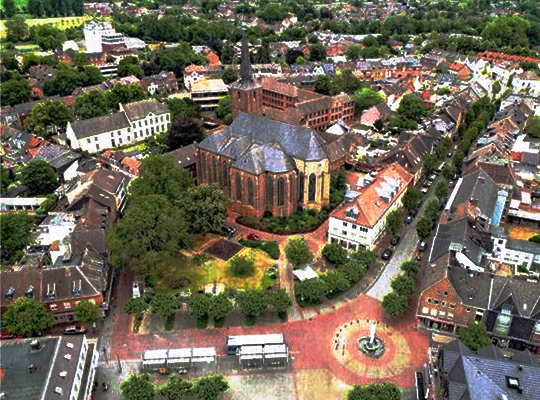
386 209 403 236
236 289 268 322
3 297 54 337
457 322 491 351
391 275 416 297
0 212 35 254
285 237 314 267
524 116 540 138
75 300 100 324
321 243 347 265
20 160 59 196
190 375 229 400
120 373 157 400
381 293 408 319
354 87 384 114
347 382 402 400
184 184 228 234
294 278 327 304
25 100 72 136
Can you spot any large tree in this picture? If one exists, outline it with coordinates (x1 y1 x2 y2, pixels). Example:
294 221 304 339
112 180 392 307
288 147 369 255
397 93 426 122
20 160 59 196
402 187 422 212
321 270 350 297
188 293 212 319
236 289 268 324
524 115 540 139
165 117 205 150
400 260 420 275
390 275 416 297
267 288 292 318
386 209 403 236
285 237 314 267
354 87 384 114
381 293 408 318
30 24 67 51
347 382 402 400
120 373 156 400
3 297 54 337
1 78 31 106
75 300 100 324
130 154 193 204
124 297 149 319
338 259 366 284
184 184 228 234
159 375 192 400
457 322 491 351
0 212 35 254
294 278 327 305
4 16 29 42
2 0 16 17
416 217 433 240
74 89 109 120
151 293 179 321
208 293 233 323
190 375 229 400
25 100 72 136
117 56 144 79
321 242 347 265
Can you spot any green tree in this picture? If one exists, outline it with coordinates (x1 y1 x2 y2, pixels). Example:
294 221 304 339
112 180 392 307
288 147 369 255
442 163 456 180
524 116 540 138
208 293 233 323
397 93 426 122
4 16 29 42
118 56 144 79
228 255 255 278
309 43 326 61
1 78 31 106
43 63 79 96
258 2 289 24
338 259 366 284
165 117 205 150
167 98 201 121
107 195 190 273
314 74 332 95
401 187 422 212
321 271 350 297
151 293 179 320
425 198 440 222
130 154 193 204
435 180 449 201
347 382 402 400
0 212 35 254
236 289 268 324
321 242 347 265
75 300 100 324
221 68 238 85
285 237 313 267
81 66 104 86
267 288 292 318
386 209 403 236
492 80 501 99
184 184 228 234
188 292 212 319
294 278 327 304
120 373 156 400
3 297 54 337
124 297 149 318
351 248 377 268
416 217 433 240
346 44 362 61
381 293 408 318
436 86 452 96
190 375 229 400
2 0 16 17
400 260 420 275
528 234 540 244
25 100 72 136
20 160 59 196
354 87 384 114
159 375 192 400
30 24 67 51
391 275 415 297
457 322 491 351
74 89 109 119
216 95 232 125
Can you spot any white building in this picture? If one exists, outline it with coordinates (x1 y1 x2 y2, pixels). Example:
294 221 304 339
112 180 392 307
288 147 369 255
490 236 540 271
66 100 170 153
328 163 413 250
84 21 115 53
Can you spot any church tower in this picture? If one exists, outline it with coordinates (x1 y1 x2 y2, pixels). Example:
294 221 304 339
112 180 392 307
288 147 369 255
229 31 262 120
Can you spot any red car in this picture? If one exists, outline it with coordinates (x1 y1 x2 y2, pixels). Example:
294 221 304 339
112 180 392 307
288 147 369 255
247 233 260 241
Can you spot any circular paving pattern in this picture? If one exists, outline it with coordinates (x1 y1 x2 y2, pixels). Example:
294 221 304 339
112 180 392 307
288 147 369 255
331 319 413 380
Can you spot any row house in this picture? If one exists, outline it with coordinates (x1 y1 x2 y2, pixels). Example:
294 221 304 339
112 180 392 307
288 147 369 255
328 163 413 250
66 100 170 153
140 71 178 95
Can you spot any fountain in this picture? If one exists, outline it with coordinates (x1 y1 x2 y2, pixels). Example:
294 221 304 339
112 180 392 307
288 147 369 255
357 323 385 359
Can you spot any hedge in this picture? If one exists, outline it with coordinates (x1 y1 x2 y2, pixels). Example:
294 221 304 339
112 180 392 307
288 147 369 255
239 238 280 260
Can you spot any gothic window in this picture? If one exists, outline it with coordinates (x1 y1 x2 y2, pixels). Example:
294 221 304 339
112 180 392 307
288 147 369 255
289 176 294 204
299 173 305 202
267 175 273 207
278 178 285 206
236 173 242 202
321 173 325 199
212 158 217 182
308 173 316 202
222 163 229 186
247 178 254 206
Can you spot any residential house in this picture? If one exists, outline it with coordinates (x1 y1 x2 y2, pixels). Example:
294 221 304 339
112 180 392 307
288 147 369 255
66 100 170 153
440 339 540 400
0 336 99 400
328 163 413 250
168 144 197 179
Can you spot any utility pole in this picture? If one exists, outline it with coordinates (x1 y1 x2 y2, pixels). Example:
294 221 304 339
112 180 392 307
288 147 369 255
117 355 122 373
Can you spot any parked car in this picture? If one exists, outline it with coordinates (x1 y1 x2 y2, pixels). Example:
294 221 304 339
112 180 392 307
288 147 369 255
381 249 393 260
447 152 453 158
63 325 87 335
390 236 400 246
132 282 140 298
418 241 428 252
405 215 413 224
246 233 260 241
221 225 235 238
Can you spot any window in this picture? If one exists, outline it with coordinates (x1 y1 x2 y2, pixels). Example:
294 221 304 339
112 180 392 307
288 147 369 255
290 176 294 203
212 158 217 182
64 302 71 309
247 178 254 206
127 137 130 141
267 176 273 206
222 163 229 186
277 178 285 206
235 174 242 202
352 225 357 229
343 222 348 227
308 173 316 202
444 291 448 296
146 129 149 135
145 120 148 126
342 230 347 235
50 304 58 311
87 139 91 144
299 173 305 202
119 138 123 144
151 127 155 134
96 144 100 150
427 299 432 303
139 121 142 127
161 116 164 122
134 132 137 138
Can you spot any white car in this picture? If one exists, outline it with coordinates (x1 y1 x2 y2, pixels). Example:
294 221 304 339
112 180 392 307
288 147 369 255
132 282 140 298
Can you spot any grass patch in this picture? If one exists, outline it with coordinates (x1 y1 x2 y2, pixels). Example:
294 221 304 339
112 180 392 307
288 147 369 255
227 255 255 278
154 252 205 295
238 238 280 260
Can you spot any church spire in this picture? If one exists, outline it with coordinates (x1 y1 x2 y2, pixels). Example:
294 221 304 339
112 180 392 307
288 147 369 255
239 30 253 85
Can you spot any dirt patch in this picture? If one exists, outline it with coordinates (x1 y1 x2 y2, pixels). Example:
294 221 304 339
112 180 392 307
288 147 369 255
205 239 243 261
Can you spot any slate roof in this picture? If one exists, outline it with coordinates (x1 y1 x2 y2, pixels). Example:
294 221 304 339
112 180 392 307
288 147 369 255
443 339 540 400
70 112 130 140
198 113 329 163
449 169 499 219
122 100 168 121
233 142 295 174
429 217 486 264
447 266 499 309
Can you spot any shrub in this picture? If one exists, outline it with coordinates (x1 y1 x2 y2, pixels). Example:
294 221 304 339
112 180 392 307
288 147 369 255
381 293 408 318
321 242 347 265
228 255 255 278
239 238 280 260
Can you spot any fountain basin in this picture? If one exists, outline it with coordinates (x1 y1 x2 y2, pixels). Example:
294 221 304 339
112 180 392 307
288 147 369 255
357 336 386 359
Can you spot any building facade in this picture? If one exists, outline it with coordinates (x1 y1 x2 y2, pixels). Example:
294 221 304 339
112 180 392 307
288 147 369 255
66 100 170 153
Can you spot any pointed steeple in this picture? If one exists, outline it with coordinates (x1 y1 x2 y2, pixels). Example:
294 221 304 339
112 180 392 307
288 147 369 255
239 30 253 85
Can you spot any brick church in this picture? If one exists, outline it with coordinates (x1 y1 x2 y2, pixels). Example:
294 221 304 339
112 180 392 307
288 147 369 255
196 34 351 219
